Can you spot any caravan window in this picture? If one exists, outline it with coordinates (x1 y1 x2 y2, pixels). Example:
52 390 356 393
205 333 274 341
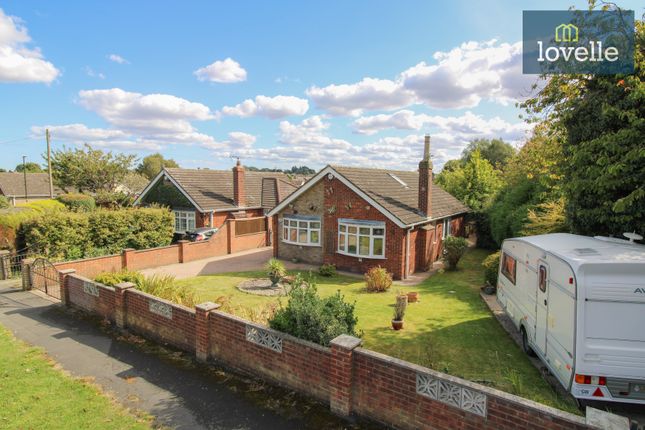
501 253 516 285
538 265 547 292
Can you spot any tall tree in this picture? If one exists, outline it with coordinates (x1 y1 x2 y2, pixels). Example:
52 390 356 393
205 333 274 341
136 153 179 180
50 144 136 193
521 20 644 236
15 162 43 173
461 138 516 169
436 150 503 212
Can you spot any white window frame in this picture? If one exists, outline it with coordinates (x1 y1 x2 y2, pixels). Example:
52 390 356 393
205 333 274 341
442 217 452 239
282 216 321 247
173 210 196 234
337 219 386 259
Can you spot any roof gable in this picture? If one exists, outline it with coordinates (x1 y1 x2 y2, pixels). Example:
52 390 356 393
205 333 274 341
268 165 469 226
136 168 306 212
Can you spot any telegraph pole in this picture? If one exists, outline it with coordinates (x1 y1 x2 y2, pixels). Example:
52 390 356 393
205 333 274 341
46 128 53 198
22 155 28 203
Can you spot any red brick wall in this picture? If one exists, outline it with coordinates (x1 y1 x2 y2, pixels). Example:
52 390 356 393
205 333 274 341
208 312 331 401
124 289 196 352
128 245 180 270
352 348 589 430
60 271 591 430
55 254 122 278
322 178 406 279
66 275 116 321
183 226 229 262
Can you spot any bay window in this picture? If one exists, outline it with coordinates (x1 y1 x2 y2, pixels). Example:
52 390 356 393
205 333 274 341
282 215 321 246
338 219 385 258
174 210 196 233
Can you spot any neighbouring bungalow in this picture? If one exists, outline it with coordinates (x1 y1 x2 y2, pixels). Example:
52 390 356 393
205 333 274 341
0 172 60 205
135 161 307 238
267 135 470 280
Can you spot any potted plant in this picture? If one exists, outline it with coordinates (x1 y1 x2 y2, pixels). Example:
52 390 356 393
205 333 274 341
266 258 286 287
392 294 407 330
407 291 419 303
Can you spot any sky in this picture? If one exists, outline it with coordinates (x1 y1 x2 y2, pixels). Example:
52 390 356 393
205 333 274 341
0 0 642 172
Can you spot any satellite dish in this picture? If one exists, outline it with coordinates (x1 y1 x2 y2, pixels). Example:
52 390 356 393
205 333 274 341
623 232 643 243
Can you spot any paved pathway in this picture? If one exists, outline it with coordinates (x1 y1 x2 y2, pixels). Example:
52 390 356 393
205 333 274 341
0 280 378 430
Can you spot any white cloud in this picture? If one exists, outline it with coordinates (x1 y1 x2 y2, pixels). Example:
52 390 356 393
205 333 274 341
219 95 309 119
352 109 531 143
401 40 534 108
32 87 218 151
0 8 60 83
30 123 162 151
108 54 128 64
194 57 247 83
84 66 105 79
306 39 538 115
201 131 257 156
306 78 415 116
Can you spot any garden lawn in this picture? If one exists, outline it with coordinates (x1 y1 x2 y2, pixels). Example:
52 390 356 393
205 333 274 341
174 249 578 413
0 324 152 429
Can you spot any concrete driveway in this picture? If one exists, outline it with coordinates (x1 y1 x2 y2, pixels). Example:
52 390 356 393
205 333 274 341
140 247 320 279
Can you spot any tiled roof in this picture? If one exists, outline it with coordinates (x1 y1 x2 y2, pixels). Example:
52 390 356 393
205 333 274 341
163 168 305 211
331 165 469 225
0 173 60 198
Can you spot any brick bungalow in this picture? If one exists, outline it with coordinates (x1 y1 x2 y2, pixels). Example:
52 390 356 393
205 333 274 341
135 161 306 237
267 136 469 280
0 172 60 205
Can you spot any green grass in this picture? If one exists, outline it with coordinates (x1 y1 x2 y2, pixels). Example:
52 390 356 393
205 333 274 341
175 249 579 413
0 324 152 429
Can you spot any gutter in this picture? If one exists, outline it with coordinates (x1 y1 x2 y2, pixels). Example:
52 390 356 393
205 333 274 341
405 228 411 280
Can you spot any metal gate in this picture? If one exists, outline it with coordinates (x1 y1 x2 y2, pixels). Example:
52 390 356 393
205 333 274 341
31 258 61 300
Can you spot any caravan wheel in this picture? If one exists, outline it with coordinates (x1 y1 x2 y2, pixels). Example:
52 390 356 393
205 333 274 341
521 326 537 357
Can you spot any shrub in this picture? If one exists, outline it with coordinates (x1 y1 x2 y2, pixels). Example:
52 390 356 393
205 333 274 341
364 266 392 292
482 251 501 287
393 294 407 321
95 269 144 287
57 193 96 212
265 258 286 285
95 191 133 209
443 236 468 270
94 271 196 308
0 196 9 209
20 207 174 260
318 263 336 277
269 275 359 346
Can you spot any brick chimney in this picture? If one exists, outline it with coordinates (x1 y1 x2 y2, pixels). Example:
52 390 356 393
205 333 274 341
418 134 432 217
233 158 245 207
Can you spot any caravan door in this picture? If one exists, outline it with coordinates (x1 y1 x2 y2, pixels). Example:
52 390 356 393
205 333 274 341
535 262 549 354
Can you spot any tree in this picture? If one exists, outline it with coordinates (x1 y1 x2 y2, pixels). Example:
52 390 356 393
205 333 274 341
436 150 502 212
50 144 136 193
462 138 516 169
521 19 644 236
15 162 43 173
136 153 179 180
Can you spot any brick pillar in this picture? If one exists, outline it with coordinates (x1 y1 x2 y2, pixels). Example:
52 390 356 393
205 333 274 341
121 248 135 270
226 220 233 254
57 269 76 306
0 250 10 280
194 301 220 362
329 334 362 417
113 282 135 329
21 258 35 290
272 217 279 257
178 240 189 263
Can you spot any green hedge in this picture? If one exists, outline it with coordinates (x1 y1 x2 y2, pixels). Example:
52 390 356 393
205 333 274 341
0 200 66 250
20 207 174 260
56 193 96 212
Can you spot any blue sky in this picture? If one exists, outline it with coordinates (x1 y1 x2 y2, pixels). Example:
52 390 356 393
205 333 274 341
0 0 642 172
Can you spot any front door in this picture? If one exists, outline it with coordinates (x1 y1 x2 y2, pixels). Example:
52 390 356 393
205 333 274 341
535 262 549 354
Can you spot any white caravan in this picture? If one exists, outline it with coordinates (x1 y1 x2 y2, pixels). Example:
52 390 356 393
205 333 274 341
497 233 645 405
